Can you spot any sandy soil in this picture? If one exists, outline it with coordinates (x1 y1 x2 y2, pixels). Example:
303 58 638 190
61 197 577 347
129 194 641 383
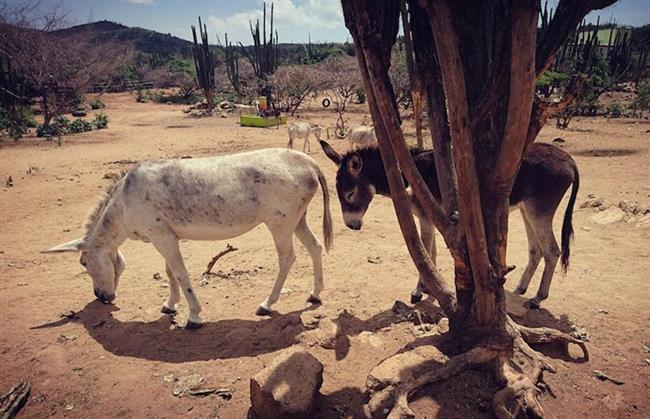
1 93 649 419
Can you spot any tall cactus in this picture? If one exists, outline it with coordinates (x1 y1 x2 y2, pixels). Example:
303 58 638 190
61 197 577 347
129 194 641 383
220 33 242 96
239 2 278 102
191 17 216 110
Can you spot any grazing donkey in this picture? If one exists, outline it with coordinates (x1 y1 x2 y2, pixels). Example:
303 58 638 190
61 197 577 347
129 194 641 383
45 149 333 328
287 122 328 153
320 140 579 309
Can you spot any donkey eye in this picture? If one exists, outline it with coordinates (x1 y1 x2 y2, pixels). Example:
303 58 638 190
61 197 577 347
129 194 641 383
345 190 355 203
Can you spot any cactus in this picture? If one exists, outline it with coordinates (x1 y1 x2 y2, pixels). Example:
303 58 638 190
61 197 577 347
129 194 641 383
220 33 242 96
191 17 216 110
239 2 278 102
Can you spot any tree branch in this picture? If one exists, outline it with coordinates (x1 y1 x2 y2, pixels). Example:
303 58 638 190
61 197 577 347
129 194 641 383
525 74 586 147
427 0 495 328
342 0 457 317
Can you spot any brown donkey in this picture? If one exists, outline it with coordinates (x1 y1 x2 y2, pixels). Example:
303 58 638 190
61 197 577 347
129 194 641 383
320 140 579 309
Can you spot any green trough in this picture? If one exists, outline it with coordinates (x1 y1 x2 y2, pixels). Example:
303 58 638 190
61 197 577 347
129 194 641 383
239 114 287 128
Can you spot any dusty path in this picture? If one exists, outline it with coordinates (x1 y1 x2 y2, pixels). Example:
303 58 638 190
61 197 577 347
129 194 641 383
1 93 648 418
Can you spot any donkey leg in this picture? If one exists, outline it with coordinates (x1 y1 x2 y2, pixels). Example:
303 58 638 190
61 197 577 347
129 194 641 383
287 133 294 149
514 210 542 295
294 213 324 304
257 228 296 316
411 217 436 304
161 262 181 314
150 237 202 327
528 215 560 309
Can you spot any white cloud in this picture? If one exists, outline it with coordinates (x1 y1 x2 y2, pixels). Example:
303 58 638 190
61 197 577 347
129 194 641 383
208 0 345 44
126 0 155 5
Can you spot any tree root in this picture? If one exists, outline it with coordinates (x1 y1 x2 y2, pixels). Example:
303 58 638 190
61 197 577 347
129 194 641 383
365 316 588 418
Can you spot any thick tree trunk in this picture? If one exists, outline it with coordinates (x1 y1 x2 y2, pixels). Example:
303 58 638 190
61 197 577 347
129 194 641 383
341 0 617 417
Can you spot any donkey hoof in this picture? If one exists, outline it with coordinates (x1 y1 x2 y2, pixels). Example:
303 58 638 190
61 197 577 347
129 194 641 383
410 293 423 304
161 305 177 315
255 306 273 316
185 320 203 329
514 287 527 295
306 295 322 305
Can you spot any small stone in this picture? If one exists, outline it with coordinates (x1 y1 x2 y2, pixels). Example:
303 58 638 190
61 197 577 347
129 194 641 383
367 256 382 264
598 309 608 314
358 331 383 348
153 272 162 280
103 171 121 181
57 334 78 343
298 318 339 349
173 374 204 397
552 137 566 144
64 403 74 411
250 348 323 419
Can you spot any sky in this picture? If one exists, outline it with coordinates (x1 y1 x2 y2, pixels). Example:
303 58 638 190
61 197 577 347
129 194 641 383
31 0 650 45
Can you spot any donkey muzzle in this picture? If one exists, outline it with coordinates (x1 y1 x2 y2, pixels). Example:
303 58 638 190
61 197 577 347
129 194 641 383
94 289 116 304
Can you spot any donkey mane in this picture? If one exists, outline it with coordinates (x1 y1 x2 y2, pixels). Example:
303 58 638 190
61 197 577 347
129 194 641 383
84 171 127 236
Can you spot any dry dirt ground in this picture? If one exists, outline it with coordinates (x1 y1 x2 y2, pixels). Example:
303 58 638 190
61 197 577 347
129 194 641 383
1 93 649 419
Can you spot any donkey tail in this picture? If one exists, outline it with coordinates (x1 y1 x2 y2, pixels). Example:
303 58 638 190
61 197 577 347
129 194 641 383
317 167 333 252
561 166 579 272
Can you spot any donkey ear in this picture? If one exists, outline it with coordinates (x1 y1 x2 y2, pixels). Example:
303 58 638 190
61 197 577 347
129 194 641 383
42 238 85 253
319 140 342 165
347 153 363 176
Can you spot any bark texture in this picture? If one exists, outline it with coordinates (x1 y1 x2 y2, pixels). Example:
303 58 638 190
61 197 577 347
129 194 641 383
341 0 617 417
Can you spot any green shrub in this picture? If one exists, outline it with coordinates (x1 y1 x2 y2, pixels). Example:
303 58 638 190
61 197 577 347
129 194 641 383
92 112 109 129
535 71 570 88
0 106 36 140
633 80 650 110
37 115 71 137
90 99 106 110
135 89 149 103
36 124 58 138
68 118 93 133
53 115 71 132
607 103 623 118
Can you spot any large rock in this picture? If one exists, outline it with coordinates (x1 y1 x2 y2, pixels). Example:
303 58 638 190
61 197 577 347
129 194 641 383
250 349 323 419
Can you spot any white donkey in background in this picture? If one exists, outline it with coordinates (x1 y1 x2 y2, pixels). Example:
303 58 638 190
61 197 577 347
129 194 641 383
287 122 328 153
45 149 333 329
345 125 377 150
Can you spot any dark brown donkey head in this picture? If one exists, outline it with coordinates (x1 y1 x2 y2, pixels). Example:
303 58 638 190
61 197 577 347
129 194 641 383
319 140 391 230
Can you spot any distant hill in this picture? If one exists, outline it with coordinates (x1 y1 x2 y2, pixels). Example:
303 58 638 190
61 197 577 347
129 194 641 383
54 20 194 58
54 20 354 65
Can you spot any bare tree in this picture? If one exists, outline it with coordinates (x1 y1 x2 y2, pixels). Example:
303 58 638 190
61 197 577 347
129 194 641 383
319 55 362 113
341 0 615 417
0 1 128 127
267 65 324 116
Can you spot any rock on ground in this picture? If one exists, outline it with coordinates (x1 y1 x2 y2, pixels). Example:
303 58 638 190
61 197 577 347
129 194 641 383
366 345 448 391
250 348 323 419
591 207 626 225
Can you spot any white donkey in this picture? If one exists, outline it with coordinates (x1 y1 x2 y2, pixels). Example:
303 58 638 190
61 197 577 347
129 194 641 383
45 149 333 328
345 125 376 150
287 122 327 153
